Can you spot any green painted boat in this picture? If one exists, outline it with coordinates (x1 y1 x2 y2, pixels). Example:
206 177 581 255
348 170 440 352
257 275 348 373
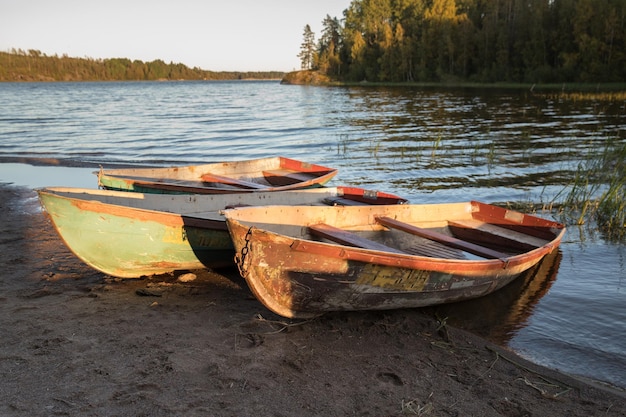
97 156 338 194
37 186 407 278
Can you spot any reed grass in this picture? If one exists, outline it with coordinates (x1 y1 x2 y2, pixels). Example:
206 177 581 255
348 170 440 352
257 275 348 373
431 132 443 159
486 141 497 168
542 91 626 102
555 139 626 240
370 139 382 158
595 143 626 237
336 134 350 156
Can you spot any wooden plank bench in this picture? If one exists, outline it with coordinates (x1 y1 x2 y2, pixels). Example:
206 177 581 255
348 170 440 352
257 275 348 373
133 179 220 193
375 216 509 259
308 223 406 254
110 175 211 189
448 219 546 251
200 173 267 189
263 169 317 185
103 174 260 193
471 208 559 241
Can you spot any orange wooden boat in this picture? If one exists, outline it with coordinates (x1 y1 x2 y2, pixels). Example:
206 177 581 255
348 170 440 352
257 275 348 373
223 202 566 318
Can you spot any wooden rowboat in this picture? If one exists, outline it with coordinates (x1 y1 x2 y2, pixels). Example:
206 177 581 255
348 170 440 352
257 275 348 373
37 186 407 278
97 156 338 194
223 202 566 318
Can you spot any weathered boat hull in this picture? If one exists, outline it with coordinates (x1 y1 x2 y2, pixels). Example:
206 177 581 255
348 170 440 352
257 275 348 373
38 187 407 278
38 189 232 278
223 202 566 318
97 156 338 194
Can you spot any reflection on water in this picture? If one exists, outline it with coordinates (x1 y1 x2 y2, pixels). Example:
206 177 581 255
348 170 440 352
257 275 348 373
324 87 625 207
427 250 562 345
0 81 624 388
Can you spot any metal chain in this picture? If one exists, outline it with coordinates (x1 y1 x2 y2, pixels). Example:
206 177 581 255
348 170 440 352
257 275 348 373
235 226 253 278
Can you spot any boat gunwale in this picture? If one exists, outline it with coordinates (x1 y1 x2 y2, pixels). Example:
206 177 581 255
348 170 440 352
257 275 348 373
230 218 564 276
37 186 408 221
223 201 566 276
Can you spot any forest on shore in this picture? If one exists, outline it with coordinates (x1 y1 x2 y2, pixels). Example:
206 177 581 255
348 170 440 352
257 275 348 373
0 50 284 82
304 0 625 84
3 0 624 85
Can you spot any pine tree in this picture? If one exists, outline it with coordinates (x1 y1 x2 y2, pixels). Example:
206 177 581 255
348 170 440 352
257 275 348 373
298 24 316 70
318 15 343 76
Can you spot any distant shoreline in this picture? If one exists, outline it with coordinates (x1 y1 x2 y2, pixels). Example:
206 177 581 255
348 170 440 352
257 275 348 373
280 71 626 93
0 50 285 82
0 78 284 83
0 156 144 169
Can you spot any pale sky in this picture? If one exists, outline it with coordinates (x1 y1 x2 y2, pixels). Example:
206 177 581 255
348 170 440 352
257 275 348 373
0 0 351 72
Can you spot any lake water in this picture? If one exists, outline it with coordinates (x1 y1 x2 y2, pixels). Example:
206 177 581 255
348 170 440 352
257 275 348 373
1 80 624 389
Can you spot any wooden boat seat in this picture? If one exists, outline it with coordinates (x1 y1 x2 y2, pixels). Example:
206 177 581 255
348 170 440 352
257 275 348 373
263 169 317 184
200 173 267 189
322 197 370 206
447 219 546 249
120 177 222 190
308 224 406 254
375 216 509 259
114 174 246 191
113 175 208 188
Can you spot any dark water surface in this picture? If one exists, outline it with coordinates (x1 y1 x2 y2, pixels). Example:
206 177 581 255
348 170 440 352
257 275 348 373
1 81 624 389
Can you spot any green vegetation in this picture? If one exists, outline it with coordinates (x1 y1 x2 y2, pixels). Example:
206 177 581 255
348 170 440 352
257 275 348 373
298 24 317 70
306 0 626 84
0 49 284 82
555 139 626 241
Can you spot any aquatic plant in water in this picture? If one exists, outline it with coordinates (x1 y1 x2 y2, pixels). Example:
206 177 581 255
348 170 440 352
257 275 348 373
556 139 626 241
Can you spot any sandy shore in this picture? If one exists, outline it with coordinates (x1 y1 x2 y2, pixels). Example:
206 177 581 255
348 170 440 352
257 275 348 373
1 184 624 416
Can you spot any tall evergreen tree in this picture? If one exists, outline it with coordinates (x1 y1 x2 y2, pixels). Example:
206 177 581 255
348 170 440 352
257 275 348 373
298 24 316 70
318 15 343 76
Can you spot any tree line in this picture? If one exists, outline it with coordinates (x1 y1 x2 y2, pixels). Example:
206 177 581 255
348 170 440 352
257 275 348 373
0 49 284 82
301 0 626 84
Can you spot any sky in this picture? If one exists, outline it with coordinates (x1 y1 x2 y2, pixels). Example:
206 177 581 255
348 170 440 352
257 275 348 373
0 0 351 72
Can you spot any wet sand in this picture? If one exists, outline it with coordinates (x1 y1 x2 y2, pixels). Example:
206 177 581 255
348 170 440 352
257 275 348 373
1 184 625 416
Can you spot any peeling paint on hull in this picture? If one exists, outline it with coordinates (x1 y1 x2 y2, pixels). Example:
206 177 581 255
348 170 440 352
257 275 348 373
39 191 233 278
